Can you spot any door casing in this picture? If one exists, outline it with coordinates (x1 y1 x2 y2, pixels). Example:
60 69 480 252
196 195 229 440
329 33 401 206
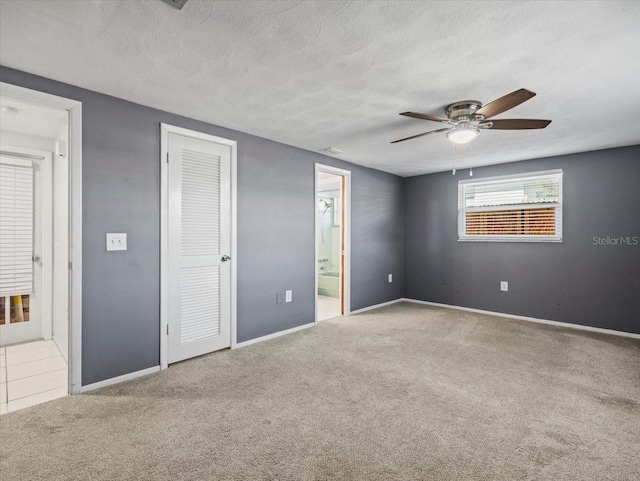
0 82 83 394
160 123 238 370
314 163 352 324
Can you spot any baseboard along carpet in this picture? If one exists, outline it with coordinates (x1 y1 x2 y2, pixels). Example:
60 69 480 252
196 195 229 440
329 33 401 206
1 302 638 480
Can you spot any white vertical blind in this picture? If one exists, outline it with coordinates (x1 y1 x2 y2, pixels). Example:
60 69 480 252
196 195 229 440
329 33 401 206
0 158 34 296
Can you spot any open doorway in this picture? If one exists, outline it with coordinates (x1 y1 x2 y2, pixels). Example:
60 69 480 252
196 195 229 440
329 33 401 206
315 164 351 323
0 96 70 413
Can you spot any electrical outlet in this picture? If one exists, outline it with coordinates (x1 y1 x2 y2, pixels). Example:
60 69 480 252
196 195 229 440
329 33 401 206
106 233 127 251
285 290 292 303
276 293 284 304
500 281 509 292
388 274 393 283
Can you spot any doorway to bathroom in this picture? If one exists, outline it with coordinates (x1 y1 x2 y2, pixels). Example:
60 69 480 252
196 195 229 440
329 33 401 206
315 164 350 323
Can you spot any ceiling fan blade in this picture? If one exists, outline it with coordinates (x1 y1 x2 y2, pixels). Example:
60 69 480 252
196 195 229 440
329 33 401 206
475 89 536 119
391 127 452 144
400 112 453 123
486 119 551 130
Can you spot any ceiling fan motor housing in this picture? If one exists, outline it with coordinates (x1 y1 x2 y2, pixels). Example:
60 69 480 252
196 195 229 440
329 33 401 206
445 100 483 121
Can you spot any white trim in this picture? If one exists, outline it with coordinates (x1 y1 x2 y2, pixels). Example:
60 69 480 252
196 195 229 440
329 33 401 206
350 298 403 315
80 366 160 393
457 169 563 185
41 151 53 341
401 298 640 339
160 123 238 368
314 164 351 325
458 169 563 243
230 143 238 349
160 126 169 369
0 82 82 394
458 235 563 243
234 322 315 349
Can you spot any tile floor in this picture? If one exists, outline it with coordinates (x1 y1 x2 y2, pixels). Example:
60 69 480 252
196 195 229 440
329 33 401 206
0 340 68 415
318 295 341 321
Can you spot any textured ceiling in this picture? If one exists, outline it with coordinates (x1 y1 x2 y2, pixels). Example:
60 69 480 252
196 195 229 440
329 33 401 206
1 0 639 176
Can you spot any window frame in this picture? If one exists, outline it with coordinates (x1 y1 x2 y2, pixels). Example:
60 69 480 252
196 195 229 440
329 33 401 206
458 169 563 243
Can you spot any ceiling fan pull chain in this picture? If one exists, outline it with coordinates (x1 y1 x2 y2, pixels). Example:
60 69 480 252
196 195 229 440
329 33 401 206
452 143 456 175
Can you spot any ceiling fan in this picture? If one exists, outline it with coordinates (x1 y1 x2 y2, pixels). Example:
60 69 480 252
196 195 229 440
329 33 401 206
391 88 551 145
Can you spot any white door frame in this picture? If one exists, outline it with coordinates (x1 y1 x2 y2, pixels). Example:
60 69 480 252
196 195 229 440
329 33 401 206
160 123 238 369
0 82 83 394
314 163 351 325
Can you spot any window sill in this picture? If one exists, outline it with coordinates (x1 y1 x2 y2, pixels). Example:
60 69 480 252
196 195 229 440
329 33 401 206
458 236 563 243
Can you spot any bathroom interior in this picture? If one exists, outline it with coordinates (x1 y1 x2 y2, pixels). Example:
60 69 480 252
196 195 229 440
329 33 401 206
316 171 343 321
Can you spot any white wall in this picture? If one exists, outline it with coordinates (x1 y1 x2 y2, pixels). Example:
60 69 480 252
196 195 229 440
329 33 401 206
52 151 69 361
0 131 55 151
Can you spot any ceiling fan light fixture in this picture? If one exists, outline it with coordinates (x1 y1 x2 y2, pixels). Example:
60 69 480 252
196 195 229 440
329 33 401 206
446 126 479 145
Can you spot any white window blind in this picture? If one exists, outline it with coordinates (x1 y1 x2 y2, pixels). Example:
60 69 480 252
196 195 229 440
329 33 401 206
458 170 563 242
0 158 34 296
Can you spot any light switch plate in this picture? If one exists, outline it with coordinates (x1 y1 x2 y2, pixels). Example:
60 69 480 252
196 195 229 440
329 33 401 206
106 233 127 251
500 281 508 292
285 290 292 303
388 274 393 283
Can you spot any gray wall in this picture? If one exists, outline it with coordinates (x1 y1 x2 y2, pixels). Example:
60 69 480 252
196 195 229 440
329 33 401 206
0 66 404 385
404 145 640 334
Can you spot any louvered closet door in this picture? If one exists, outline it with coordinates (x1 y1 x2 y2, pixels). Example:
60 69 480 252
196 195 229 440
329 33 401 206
167 133 231 364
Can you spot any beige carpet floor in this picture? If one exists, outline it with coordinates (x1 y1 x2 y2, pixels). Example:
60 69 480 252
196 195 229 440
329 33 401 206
1 302 639 480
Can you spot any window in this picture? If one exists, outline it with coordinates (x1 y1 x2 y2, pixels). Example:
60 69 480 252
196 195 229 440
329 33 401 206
0 158 35 296
458 170 562 242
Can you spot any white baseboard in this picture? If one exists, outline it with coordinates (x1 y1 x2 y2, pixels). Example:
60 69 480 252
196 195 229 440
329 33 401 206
233 322 315 349
350 298 403 315
80 365 161 393
401 298 640 339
